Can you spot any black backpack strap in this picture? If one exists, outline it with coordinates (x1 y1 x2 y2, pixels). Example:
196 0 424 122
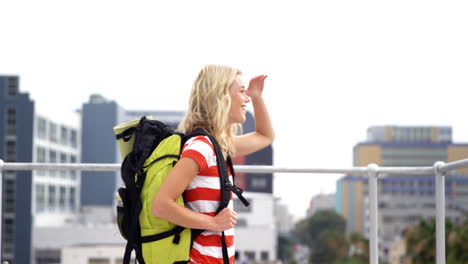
121 154 146 264
140 226 185 244
226 156 249 207
206 134 231 213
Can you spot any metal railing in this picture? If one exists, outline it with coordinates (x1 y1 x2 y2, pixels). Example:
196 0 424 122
1 158 468 264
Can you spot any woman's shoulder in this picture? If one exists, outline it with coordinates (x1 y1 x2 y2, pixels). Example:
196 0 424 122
182 135 214 154
184 135 213 147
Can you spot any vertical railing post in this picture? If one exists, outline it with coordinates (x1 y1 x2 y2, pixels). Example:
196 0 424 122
368 163 379 264
0 159 4 262
434 161 446 264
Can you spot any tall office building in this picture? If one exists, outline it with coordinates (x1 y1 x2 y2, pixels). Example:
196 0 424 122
336 126 468 261
80 94 124 207
0 76 81 264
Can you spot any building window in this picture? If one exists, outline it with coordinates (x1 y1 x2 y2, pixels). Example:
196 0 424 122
261 251 269 261
4 218 15 255
36 184 46 212
245 251 256 261
70 155 77 179
5 178 15 213
6 107 16 136
37 117 47 139
7 77 18 96
70 129 78 147
236 218 248 227
49 150 57 176
234 199 251 212
251 177 267 189
69 187 76 210
60 152 67 177
59 186 66 210
37 147 46 162
48 185 56 210
60 126 68 145
49 122 57 142
88 258 110 264
5 140 16 162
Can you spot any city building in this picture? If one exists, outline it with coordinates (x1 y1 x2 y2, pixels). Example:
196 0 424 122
35 224 123 264
306 193 335 217
80 94 124 207
275 200 294 234
61 244 127 264
234 192 277 262
0 75 81 264
336 125 468 261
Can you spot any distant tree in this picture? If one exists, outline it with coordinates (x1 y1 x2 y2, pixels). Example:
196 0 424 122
310 230 348 264
294 216 313 246
348 232 369 263
447 219 468 263
293 210 347 263
406 219 437 263
294 210 346 249
278 234 296 264
405 218 459 264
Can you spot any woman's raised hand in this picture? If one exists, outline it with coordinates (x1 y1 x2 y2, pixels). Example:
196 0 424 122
246 75 267 100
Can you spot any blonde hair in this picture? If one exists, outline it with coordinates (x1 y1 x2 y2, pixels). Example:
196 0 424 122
178 64 242 156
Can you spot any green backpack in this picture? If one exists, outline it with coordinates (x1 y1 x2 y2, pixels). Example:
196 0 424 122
114 117 249 264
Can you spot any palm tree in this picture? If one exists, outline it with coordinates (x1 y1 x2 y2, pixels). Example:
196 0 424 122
405 218 457 264
406 219 436 263
447 219 468 263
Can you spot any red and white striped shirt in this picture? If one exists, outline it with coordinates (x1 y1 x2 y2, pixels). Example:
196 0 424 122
181 135 235 264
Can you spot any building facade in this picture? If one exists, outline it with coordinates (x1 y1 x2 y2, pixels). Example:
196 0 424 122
306 193 335 217
0 75 34 263
336 126 468 261
0 75 81 264
80 94 124 207
33 114 81 227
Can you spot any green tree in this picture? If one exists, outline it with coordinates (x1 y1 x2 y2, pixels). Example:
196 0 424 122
348 232 369 263
294 210 346 249
447 219 468 263
405 218 456 264
278 234 296 264
293 210 348 263
310 230 348 264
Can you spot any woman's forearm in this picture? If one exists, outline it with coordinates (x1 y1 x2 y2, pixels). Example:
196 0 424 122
153 197 216 231
251 96 275 143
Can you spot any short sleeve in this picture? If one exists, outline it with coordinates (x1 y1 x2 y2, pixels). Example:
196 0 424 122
181 136 215 173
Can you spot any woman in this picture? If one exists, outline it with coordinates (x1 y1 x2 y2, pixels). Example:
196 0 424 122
153 64 274 263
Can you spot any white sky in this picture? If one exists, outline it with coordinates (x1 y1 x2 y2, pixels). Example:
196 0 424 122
1 0 468 220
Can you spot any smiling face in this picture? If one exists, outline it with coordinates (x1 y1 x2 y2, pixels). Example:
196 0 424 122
228 75 250 124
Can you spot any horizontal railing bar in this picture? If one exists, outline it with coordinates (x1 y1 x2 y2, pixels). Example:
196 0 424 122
0 161 465 175
0 163 121 171
377 167 434 174
438 158 468 173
